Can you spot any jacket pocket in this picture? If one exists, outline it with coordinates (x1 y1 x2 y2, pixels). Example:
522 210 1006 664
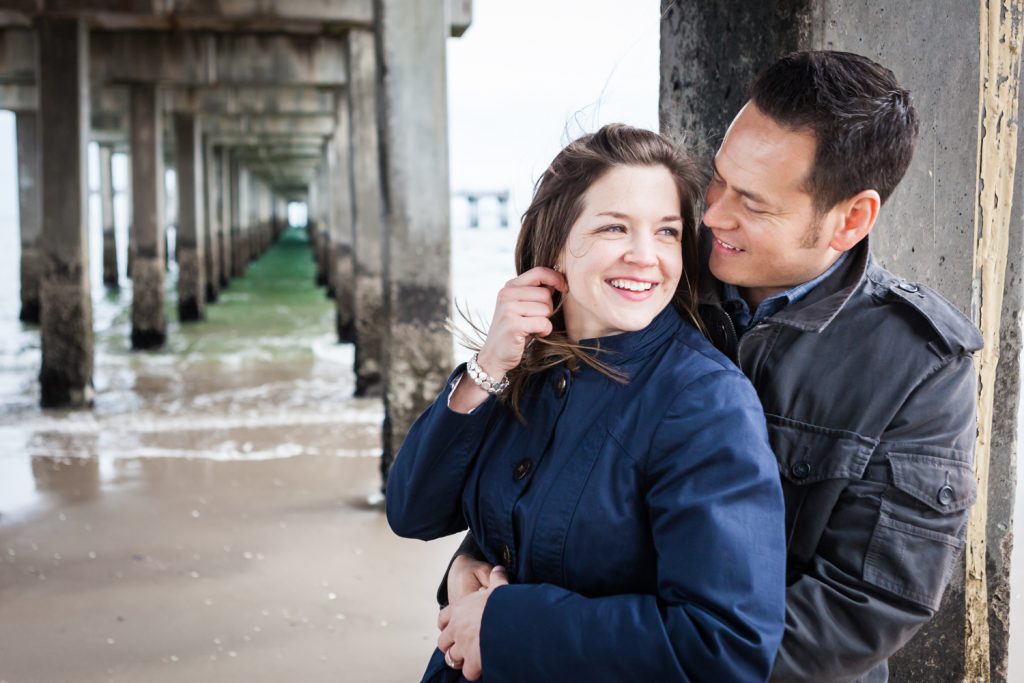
766 414 878 484
863 452 974 611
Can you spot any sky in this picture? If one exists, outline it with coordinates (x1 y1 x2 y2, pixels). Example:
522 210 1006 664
0 0 661 231
446 0 661 220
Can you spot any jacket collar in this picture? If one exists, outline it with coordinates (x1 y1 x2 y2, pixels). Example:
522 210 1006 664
698 227 871 334
578 305 683 362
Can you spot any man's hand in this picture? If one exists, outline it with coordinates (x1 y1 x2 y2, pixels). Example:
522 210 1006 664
448 554 494 605
438 566 509 681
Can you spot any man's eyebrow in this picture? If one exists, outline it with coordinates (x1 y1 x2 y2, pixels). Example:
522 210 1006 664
711 158 771 206
595 211 683 222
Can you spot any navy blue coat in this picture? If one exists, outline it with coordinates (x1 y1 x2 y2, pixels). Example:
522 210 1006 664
387 307 786 682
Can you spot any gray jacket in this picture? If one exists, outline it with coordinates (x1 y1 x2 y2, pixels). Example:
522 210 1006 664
700 235 982 683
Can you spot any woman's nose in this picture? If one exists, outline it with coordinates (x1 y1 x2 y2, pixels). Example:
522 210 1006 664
624 236 657 266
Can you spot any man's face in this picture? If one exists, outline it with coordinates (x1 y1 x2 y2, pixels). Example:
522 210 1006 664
704 103 844 306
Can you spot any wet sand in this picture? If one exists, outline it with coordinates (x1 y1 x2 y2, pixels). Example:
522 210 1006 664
0 228 507 683
0 455 461 682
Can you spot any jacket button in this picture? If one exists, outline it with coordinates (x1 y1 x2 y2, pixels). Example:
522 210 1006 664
554 376 568 397
790 460 811 480
513 458 533 481
937 485 955 506
501 544 513 567
898 281 920 293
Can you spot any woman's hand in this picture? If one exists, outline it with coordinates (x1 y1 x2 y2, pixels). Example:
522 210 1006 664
438 566 509 681
448 554 495 605
477 267 566 377
449 267 566 414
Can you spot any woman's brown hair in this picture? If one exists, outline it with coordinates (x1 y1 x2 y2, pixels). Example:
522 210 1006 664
462 123 704 418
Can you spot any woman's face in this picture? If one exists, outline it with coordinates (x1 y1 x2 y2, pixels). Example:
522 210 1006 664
558 164 684 341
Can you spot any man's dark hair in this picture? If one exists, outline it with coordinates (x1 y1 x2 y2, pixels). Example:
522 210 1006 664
750 50 919 211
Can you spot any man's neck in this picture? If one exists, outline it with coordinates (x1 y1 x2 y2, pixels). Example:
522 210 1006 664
739 286 780 312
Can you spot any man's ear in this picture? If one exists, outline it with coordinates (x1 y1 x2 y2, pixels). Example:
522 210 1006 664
828 189 881 251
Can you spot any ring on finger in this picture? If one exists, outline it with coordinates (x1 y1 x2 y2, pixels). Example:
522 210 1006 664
445 648 461 669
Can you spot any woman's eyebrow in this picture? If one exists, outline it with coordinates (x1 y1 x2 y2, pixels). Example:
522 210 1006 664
595 211 683 222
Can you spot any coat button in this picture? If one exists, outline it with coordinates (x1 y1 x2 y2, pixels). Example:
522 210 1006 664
937 485 955 506
898 281 920 293
501 544 513 567
554 376 568 397
790 460 811 480
513 458 533 481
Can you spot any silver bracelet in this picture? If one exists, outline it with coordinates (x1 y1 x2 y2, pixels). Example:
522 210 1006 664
467 353 509 395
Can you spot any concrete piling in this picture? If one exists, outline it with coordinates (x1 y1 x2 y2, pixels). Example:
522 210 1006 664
129 82 166 349
37 18 93 406
377 0 454 481
174 113 206 321
15 110 42 324
314 146 331 289
217 146 232 287
99 143 119 288
202 141 221 303
328 106 357 344
348 29 386 396
229 154 247 278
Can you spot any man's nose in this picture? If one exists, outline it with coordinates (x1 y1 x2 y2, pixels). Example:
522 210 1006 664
703 189 735 230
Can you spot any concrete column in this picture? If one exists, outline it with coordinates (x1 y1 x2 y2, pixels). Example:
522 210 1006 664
660 1 1021 680
348 29 386 395
218 147 232 286
307 176 319 262
236 163 251 270
329 107 357 344
202 140 221 303
257 177 266 255
99 144 118 288
125 149 134 280
378 0 453 481
246 174 258 260
174 113 206 321
315 145 331 288
37 18 93 406
15 111 42 324
129 82 166 349
229 154 246 278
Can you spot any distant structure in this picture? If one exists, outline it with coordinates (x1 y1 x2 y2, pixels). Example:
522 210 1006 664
453 189 510 228
0 0 473 478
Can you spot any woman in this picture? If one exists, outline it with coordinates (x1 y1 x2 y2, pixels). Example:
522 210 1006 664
386 124 785 682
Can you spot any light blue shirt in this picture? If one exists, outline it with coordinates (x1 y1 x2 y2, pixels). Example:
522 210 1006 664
721 251 850 332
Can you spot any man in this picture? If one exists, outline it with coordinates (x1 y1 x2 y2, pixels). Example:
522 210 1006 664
442 50 981 682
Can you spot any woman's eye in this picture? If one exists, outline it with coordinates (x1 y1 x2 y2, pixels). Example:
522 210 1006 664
658 227 681 239
601 225 626 234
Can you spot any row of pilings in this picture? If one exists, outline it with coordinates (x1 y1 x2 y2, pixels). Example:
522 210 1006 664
1 0 473 480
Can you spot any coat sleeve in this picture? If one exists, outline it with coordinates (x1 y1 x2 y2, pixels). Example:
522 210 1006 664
385 366 497 540
479 369 787 683
771 354 978 682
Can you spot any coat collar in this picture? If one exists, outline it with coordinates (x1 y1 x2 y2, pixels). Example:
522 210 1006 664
577 305 683 362
697 227 870 334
